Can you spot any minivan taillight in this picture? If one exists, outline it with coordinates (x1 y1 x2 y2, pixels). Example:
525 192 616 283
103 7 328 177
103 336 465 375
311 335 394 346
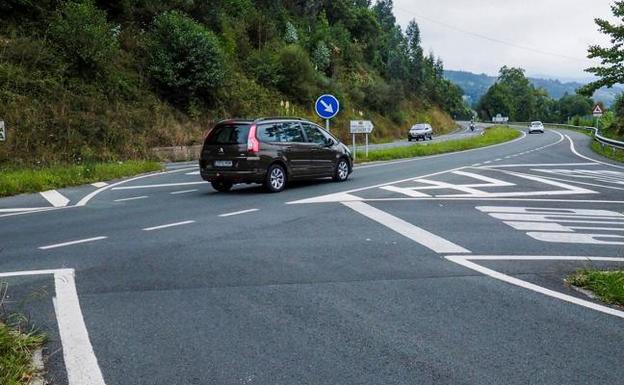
247 124 259 154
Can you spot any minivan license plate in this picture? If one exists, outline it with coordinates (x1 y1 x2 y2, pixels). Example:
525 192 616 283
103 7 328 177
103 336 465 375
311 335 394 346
214 160 233 167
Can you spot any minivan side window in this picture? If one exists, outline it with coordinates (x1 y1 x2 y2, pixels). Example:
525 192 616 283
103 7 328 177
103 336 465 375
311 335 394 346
281 122 305 143
302 123 328 145
257 123 283 143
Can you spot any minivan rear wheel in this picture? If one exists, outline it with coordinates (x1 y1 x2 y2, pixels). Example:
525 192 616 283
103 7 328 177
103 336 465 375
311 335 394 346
211 180 233 192
333 158 350 182
264 164 287 193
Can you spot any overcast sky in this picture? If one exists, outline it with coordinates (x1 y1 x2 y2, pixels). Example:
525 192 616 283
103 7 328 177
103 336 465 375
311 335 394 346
393 0 617 81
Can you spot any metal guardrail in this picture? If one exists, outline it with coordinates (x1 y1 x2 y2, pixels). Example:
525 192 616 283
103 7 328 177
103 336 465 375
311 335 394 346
508 122 624 150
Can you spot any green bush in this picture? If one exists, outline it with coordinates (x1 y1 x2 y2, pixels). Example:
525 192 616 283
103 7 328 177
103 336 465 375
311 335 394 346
146 10 227 106
276 44 318 103
246 47 283 89
49 0 119 77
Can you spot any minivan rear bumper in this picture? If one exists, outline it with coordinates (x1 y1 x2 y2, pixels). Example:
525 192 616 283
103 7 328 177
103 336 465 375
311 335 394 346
199 159 265 184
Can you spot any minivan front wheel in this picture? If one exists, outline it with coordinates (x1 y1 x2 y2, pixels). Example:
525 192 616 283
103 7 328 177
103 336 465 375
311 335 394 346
333 158 350 182
265 164 287 193
211 180 233 192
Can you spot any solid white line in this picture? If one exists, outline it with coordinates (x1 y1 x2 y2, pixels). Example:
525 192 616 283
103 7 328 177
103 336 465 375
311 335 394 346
0 207 55 212
0 206 77 219
112 181 205 190
40 190 70 207
53 269 107 385
39 236 107 250
170 189 198 195
0 268 73 278
219 209 260 217
525 173 624 191
326 197 624 204
90 182 108 188
484 162 597 168
142 220 195 231
0 268 106 385
288 167 468 204
566 134 624 170
76 167 196 207
461 255 624 262
342 201 470 254
445 255 624 319
185 171 200 175
113 196 148 202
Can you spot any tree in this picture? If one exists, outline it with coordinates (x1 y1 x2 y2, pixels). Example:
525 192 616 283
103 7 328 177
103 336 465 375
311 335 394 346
49 0 119 77
497 66 536 121
556 94 594 121
406 20 424 93
312 41 331 73
477 83 514 120
146 11 227 106
580 1 624 95
284 21 299 44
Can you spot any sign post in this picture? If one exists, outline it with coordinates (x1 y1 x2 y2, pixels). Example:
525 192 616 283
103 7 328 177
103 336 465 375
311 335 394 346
315 94 340 131
350 120 374 159
0 120 5 142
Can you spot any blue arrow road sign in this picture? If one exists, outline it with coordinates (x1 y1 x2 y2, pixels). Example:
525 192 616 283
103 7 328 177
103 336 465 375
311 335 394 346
315 94 340 120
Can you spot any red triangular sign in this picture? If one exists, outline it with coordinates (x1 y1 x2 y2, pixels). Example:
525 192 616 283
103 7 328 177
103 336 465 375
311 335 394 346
593 105 603 114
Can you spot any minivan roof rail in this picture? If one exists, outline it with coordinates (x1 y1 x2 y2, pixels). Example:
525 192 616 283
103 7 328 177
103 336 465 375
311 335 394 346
255 117 306 122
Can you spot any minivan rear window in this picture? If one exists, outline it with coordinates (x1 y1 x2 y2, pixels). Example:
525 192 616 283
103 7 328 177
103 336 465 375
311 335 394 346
205 123 250 145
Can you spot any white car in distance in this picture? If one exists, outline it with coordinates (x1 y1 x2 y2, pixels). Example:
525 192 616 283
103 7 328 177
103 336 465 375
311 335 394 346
528 121 545 134
408 123 433 141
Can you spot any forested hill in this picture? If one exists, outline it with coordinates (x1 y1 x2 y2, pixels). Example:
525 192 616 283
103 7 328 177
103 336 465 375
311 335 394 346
445 70 624 107
0 0 469 165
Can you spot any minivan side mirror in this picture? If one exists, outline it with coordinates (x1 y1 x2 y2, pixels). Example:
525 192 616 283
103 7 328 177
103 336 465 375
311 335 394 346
324 138 334 147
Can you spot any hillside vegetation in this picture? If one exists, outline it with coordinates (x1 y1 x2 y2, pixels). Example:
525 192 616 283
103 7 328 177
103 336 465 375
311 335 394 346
445 69 624 107
476 66 624 139
0 0 469 167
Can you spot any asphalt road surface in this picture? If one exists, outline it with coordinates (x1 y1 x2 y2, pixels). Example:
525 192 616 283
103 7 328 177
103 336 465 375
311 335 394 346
1 128 623 385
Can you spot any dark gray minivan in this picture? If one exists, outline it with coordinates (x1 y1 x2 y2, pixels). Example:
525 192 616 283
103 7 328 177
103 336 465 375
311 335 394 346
199 118 353 192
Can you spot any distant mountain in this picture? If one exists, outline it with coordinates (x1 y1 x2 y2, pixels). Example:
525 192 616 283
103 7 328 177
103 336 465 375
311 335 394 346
445 70 623 107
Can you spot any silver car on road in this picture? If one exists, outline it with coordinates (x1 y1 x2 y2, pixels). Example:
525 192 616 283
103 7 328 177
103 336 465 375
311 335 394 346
408 123 433 141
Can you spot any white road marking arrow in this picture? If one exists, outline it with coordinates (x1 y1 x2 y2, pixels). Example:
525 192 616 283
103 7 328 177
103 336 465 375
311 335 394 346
320 99 334 113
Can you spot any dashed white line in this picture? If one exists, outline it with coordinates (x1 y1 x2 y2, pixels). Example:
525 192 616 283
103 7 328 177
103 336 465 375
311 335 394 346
91 182 108 188
39 236 108 250
40 190 70 207
219 209 260 217
171 189 198 195
142 220 195 231
114 196 148 202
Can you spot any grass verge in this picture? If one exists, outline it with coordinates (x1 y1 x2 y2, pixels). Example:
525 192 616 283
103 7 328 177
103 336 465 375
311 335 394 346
568 270 624 307
0 322 45 385
591 141 624 163
0 160 163 198
355 126 520 162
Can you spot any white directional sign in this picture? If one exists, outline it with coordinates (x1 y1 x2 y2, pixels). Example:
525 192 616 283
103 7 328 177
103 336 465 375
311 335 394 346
350 120 374 134
492 114 509 123
593 104 603 117
0 120 5 142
